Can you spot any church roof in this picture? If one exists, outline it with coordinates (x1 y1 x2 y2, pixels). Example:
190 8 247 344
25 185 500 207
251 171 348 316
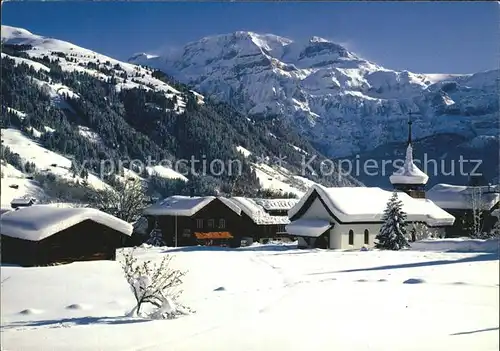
288 184 455 227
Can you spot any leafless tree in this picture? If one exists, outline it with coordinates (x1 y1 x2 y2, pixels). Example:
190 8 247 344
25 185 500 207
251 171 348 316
466 185 500 238
119 249 192 319
468 186 485 237
92 179 147 223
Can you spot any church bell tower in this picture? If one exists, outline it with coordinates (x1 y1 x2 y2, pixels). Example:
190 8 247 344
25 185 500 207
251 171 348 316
389 112 428 199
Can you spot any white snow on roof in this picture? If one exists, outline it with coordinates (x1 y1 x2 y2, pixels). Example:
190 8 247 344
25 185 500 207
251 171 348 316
252 198 299 211
390 144 428 185
143 196 241 217
10 198 36 206
286 218 333 238
0 205 133 241
228 197 291 225
426 184 500 211
289 184 455 227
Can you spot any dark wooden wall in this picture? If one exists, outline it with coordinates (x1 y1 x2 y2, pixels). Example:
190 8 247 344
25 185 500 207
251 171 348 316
1 220 130 266
237 213 287 242
444 209 499 238
151 199 292 247
155 198 243 247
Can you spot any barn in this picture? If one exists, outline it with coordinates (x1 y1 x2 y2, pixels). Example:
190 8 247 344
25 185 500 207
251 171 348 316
286 184 455 250
227 197 299 243
143 196 243 247
0 205 133 266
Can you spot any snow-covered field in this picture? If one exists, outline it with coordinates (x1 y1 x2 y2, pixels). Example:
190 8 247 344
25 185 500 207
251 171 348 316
2 239 498 351
0 127 188 205
0 128 111 205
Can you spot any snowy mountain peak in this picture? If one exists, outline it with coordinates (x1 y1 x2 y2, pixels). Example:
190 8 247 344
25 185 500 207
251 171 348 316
1 25 36 40
309 36 330 43
129 29 499 185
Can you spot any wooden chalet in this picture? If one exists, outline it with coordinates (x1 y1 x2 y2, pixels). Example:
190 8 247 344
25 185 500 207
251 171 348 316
0 205 133 266
142 196 299 247
143 196 243 247
426 184 500 238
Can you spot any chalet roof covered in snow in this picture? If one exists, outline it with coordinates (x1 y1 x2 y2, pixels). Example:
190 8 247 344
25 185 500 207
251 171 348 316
426 184 500 210
228 197 292 225
143 196 242 217
0 205 133 241
289 184 455 227
10 197 36 207
252 198 299 211
286 218 333 238
389 144 429 185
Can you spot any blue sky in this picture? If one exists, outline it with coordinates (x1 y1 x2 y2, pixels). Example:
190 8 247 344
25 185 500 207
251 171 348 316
3 1 498 73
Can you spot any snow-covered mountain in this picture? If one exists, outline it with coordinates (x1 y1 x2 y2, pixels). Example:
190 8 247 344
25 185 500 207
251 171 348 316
1 26 192 111
2 26 360 206
130 31 499 186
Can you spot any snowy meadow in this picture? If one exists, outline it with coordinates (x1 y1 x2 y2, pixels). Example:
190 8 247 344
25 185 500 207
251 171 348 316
1 239 499 351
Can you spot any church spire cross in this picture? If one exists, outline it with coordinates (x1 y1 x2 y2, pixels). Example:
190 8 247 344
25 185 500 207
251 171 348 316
407 111 413 146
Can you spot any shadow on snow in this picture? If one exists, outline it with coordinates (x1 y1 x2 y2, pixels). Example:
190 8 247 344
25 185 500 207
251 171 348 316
162 244 299 254
451 327 499 336
309 253 499 275
1 316 152 330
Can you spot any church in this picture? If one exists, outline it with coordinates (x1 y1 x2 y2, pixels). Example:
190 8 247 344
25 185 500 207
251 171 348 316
285 117 457 249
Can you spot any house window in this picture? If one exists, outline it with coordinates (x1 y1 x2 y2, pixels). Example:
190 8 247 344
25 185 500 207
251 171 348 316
208 219 214 229
364 229 369 245
196 219 203 229
348 230 354 245
183 229 191 238
218 219 226 229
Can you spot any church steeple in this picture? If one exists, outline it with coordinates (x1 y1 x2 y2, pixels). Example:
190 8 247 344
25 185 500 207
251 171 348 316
389 111 428 198
407 112 413 146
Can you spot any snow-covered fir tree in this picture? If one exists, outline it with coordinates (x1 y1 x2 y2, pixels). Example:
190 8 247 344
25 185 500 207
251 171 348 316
375 191 410 250
146 229 166 247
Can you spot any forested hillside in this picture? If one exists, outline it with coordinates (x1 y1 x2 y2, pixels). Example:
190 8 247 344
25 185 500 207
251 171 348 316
1 41 360 205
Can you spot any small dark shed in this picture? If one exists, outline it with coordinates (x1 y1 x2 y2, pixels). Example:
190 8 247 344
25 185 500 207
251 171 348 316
0 205 133 266
10 197 36 209
227 197 299 242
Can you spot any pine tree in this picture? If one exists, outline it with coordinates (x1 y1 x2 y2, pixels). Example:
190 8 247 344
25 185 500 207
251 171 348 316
146 229 166 247
375 191 410 250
